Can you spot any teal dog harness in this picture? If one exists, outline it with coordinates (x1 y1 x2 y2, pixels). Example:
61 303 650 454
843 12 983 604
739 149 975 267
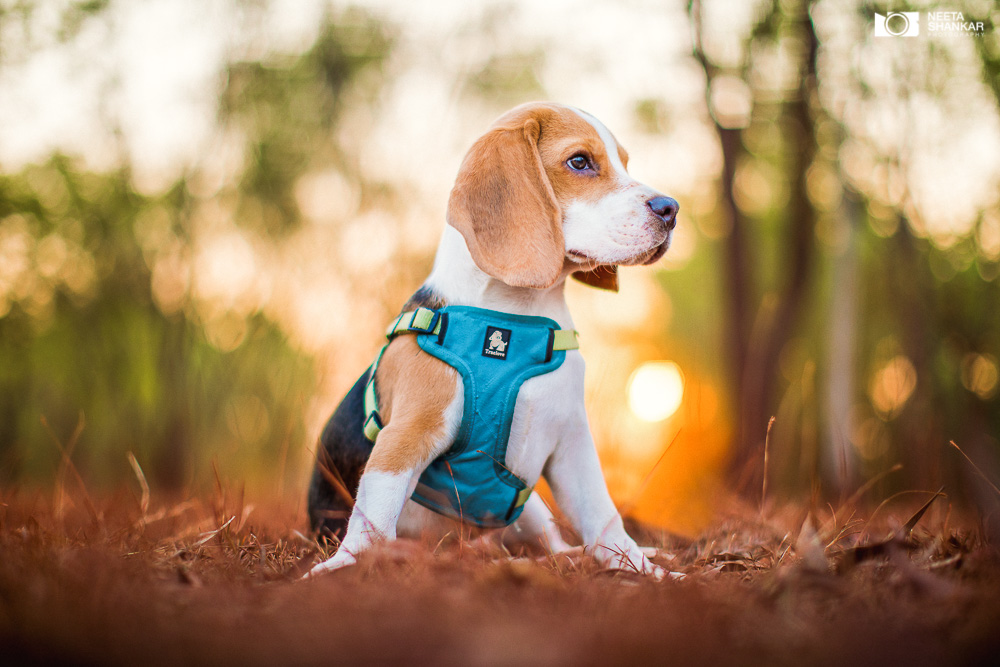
362 306 579 528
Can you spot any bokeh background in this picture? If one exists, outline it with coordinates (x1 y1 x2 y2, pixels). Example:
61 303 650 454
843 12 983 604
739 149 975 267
1 0 998 537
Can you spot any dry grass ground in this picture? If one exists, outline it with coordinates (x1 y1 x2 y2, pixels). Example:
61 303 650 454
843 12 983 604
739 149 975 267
2 485 999 666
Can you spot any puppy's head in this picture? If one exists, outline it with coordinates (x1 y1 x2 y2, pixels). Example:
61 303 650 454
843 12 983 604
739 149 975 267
447 102 678 291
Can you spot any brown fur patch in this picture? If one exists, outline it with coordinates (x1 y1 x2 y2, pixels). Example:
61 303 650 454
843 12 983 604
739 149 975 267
365 335 460 475
572 265 619 291
530 106 627 207
447 113 563 289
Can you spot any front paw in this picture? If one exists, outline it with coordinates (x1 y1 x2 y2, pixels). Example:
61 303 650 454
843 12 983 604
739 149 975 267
595 541 684 580
597 544 662 578
303 548 357 579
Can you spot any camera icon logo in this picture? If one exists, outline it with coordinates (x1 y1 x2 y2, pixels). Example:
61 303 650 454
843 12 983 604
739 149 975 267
875 12 920 37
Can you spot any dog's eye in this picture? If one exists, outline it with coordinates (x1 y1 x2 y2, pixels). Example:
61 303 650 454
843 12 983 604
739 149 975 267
567 155 591 172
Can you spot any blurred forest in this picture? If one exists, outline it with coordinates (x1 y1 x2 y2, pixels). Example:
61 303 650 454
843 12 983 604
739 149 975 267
1 0 999 535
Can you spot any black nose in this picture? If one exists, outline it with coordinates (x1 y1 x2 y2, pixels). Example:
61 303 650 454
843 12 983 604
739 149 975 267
647 196 679 229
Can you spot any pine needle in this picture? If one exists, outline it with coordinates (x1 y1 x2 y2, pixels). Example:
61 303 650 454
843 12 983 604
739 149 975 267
127 451 151 518
620 427 682 515
950 440 1000 498
761 416 776 517
41 413 99 524
843 463 904 509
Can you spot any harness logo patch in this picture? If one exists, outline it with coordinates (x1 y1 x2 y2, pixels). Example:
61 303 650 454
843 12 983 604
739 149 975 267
482 326 511 360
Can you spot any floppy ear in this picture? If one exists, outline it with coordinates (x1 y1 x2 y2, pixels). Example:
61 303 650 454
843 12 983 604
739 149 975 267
572 266 619 292
446 116 564 289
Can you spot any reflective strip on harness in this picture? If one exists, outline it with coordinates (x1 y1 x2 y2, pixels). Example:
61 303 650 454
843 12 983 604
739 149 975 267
363 308 443 443
386 307 442 338
362 346 388 441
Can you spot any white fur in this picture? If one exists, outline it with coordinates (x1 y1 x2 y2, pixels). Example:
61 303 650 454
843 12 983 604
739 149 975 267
502 492 573 553
308 470 410 574
307 387 463 577
572 108 629 178
563 193 670 265
307 107 675 579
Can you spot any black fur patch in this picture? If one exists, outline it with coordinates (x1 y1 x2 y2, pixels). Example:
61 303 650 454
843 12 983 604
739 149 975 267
402 285 446 312
307 369 375 537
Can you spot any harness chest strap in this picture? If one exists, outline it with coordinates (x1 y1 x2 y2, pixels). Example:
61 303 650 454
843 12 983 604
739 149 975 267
361 307 579 443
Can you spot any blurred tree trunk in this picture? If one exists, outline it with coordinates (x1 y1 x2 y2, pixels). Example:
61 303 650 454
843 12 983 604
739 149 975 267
697 118 753 454
688 0 754 489
744 7 819 495
893 218 942 490
690 0 820 497
967 2 1000 539
824 189 861 494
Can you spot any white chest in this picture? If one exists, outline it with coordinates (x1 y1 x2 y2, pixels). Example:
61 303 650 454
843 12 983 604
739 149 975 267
503 351 587 484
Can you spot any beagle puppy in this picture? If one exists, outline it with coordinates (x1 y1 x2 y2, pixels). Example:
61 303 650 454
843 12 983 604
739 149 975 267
306 102 679 578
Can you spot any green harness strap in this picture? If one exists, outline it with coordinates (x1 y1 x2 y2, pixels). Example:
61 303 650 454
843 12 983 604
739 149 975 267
362 307 579 442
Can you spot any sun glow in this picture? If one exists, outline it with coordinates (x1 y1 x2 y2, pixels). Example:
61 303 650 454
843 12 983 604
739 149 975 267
627 361 685 422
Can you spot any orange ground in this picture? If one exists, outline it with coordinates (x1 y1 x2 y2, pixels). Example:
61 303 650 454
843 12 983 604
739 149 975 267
2 490 999 666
